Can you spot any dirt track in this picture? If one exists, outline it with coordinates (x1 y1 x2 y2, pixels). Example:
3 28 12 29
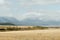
0 29 60 40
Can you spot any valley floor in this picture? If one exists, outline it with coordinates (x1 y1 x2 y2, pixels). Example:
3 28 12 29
0 29 60 40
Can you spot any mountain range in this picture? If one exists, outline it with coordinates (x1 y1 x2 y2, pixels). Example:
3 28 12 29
0 17 60 26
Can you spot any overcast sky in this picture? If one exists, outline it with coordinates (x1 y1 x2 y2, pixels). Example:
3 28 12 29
0 0 59 21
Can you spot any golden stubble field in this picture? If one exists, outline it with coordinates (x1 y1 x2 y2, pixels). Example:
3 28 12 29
0 29 60 40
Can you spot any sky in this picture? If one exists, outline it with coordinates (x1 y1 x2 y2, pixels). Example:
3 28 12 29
0 0 60 22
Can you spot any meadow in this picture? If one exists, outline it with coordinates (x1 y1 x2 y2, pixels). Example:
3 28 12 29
0 29 60 40
0 26 60 40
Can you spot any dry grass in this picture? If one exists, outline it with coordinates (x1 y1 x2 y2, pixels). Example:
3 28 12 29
0 29 60 40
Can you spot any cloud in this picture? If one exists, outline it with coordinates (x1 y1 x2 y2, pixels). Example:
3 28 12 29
14 10 60 21
0 13 13 17
0 0 13 17
15 0 60 21
0 0 59 22
32 0 60 4
0 0 5 4
19 0 60 7
16 12 43 20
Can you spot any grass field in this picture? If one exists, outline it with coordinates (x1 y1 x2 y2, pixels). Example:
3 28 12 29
0 29 60 40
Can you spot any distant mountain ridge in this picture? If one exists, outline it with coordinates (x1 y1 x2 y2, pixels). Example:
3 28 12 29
0 17 20 25
0 17 60 26
0 23 15 25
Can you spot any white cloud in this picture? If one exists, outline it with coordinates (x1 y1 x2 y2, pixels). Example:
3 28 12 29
0 0 13 17
0 0 5 4
0 13 13 17
0 0 59 22
32 0 60 5
14 10 60 21
19 0 60 7
19 12 43 20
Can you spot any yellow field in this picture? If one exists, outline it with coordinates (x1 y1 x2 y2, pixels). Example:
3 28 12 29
0 29 60 40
